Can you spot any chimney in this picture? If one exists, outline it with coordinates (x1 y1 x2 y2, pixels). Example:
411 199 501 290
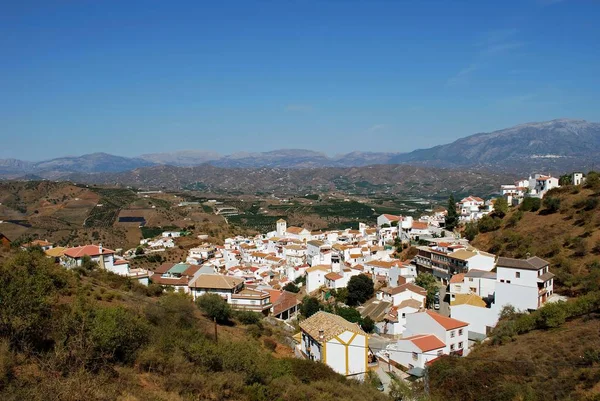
318 329 324 341
99 243 103 254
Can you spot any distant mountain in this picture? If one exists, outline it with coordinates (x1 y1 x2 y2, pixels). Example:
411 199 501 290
391 119 600 172
140 150 221 166
66 164 511 198
0 153 155 179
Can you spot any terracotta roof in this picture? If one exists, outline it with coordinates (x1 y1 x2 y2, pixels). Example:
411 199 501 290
411 222 429 230
265 289 283 304
155 262 176 274
397 299 423 310
403 334 446 352
449 273 465 284
497 256 549 271
300 311 366 344
425 310 468 330
23 239 53 247
150 274 188 286
64 245 115 258
448 250 477 261
307 240 325 247
189 274 244 290
182 264 202 277
114 259 129 266
306 265 331 273
276 219 286 223
231 288 269 300
366 260 396 269
286 226 307 235
381 283 427 296
272 290 300 316
381 214 401 221
325 272 343 281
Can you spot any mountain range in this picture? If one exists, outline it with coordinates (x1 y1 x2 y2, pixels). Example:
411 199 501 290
1 119 598 180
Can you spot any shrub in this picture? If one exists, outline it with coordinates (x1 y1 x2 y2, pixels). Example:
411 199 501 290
520 197 541 212
196 293 231 323
299 297 322 318
573 237 588 257
282 282 300 293
235 310 263 325
247 324 263 339
263 337 277 352
506 210 524 228
585 197 599 211
346 274 375 306
477 215 502 233
543 197 561 213
335 306 362 323
536 302 567 328
361 316 375 333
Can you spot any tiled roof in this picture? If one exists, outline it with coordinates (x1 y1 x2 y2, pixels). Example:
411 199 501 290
154 262 175 274
381 283 427 296
360 299 392 321
381 214 401 221
64 245 115 258
465 269 496 279
286 227 307 234
366 260 396 269
45 247 66 257
300 311 366 344
150 274 189 286
404 334 445 352
189 274 244 290
451 293 487 307
411 222 429 230
325 272 343 281
397 299 423 310
425 310 468 330
114 259 129 266
497 256 549 271
306 265 331 273
449 273 465 284
272 291 300 316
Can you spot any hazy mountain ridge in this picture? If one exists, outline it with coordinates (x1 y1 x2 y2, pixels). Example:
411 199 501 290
2 119 599 179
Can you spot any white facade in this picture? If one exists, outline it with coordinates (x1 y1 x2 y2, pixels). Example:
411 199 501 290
404 312 469 356
450 304 500 338
386 335 445 371
494 257 554 311
306 265 330 293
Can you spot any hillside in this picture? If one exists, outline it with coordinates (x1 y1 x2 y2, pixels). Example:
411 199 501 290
470 175 600 297
392 119 600 173
66 164 511 198
0 250 389 401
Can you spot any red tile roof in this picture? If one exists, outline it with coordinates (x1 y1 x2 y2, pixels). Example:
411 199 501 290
325 272 343 281
155 262 176 274
404 334 446 352
64 245 115 258
411 222 429 230
449 273 465 284
425 310 468 330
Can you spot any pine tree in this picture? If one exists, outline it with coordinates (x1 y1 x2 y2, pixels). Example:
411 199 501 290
445 194 458 231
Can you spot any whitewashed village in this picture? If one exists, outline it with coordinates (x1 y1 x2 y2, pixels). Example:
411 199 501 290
26 172 576 387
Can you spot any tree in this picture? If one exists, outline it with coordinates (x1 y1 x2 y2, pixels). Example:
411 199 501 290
415 272 438 307
477 215 502 233
585 171 600 189
333 287 349 303
493 197 509 218
135 246 145 256
299 297 321 318
346 274 375 306
444 194 459 231
361 316 375 333
559 174 572 186
196 293 231 323
520 197 541 212
335 306 362 323
283 282 300 293
294 275 306 285
543 196 561 213
80 254 98 271
464 221 479 241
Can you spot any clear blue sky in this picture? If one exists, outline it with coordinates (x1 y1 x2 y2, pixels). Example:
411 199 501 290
2 0 600 161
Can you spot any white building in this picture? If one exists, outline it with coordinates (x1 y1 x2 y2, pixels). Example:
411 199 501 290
572 172 584 186
403 311 469 357
463 269 497 299
188 274 245 302
299 311 368 379
305 265 331 293
61 244 115 270
378 283 427 308
450 294 499 340
385 334 445 374
494 256 554 311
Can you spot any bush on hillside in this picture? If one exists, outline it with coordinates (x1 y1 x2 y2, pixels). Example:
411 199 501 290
196 293 231 323
520 197 541 212
477 215 502 233
234 310 263 325
543 196 561 213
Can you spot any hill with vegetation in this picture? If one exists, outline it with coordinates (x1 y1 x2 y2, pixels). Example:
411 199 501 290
425 172 600 401
0 249 389 401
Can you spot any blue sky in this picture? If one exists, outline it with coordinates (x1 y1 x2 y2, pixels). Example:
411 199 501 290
2 0 600 161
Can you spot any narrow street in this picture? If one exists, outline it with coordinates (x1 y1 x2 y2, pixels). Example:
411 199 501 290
437 283 451 317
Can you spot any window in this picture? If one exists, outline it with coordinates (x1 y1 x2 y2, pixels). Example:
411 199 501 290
437 350 443 356
401 313 406 318
450 331 455 338
408 364 414 370
412 352 418 361
458 342 463 349
450 344 455 351
458 329 463 336
500 279 505 283
469 278 473 282
506 280 511 284
516 272 520 278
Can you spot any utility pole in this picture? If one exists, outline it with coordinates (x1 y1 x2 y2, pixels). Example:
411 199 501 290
214 317 218 343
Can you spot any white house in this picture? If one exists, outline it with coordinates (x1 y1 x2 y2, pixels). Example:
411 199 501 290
529 174 560 198
463 269 497 299
188 274 245 302
305 265 331 293
229 288 272 314
377 214 401 227
403 311 469 357
298 311 368 379
378 283 427 308
162 231 182 238
450 294 499 340
62 244 115 270
572 172 584 186
385 334 445 375
107 258 150 285
388 262 417 286
494 256 554 311
325 271 347 290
